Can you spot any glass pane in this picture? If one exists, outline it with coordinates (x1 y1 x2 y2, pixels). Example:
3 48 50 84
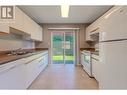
84 55 90 64
65 32 75 64
52 32 64 64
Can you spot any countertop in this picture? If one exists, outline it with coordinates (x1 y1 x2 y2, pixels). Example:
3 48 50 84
0 50 48 65
81 49 99 56
80 48 95 52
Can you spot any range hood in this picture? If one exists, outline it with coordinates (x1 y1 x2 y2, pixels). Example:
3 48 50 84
89 27 99 36
10 27 30 37
0 32 9 35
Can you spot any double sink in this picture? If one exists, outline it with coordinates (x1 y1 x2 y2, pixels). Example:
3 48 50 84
7 48 34 56
0 49 45 65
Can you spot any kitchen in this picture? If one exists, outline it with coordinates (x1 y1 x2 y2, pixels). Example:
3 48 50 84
0 4 127 90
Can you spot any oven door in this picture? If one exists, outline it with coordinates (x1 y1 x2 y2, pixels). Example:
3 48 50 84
82 52 92 77
84 54 91 65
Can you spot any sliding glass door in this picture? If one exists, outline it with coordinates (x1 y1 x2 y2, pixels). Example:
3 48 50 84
52 32 64 64
51 31 75 64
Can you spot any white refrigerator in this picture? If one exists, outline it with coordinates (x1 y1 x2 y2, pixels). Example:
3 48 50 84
99 6 127 89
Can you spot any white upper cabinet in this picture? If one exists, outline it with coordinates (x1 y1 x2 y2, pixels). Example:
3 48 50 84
22 7 43 41
10 7 24 31
22 8 43 41
0 6 43 41
30 20 39 41
30 21 43 41
22 12 32 35
86 6 127 41
0 6 9 33
100 6 127 41
86 26 94 41
37 25 43 41
0 22 9 34
86 14 102 41
8 6 43 41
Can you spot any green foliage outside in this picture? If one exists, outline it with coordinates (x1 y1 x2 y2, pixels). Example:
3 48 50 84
53 34 74 62
53 56 74 61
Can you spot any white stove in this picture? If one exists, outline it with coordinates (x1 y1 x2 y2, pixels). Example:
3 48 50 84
81 50 93 77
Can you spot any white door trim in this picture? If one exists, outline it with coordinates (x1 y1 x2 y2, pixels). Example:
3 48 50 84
51 30 77 65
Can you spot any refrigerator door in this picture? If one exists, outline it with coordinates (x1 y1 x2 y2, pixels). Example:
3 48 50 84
99 40 127 89
100 6 127 41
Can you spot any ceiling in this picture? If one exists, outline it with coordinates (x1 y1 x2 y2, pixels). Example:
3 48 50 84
18 5 112 24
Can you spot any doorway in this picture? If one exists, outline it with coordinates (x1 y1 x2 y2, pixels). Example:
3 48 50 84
51 31 76 64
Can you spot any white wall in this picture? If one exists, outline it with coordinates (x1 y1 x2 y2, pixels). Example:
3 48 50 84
0 33 35 51
35 23 89 64
35 23 89 48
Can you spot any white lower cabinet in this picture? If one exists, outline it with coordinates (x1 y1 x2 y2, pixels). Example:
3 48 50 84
25 58 39 88
92 54 99 82
38 53 48 75
0 51 48 89
80 52 84 66
0 59 26 89
25 52 48 88
37 54 48 75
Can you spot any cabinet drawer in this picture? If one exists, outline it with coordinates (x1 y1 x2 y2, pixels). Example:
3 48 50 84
0 64 25 89
92 57 99 82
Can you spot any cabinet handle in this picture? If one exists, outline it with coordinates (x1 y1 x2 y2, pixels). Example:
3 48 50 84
25 59 36 64
92 57 99 61
90 27 99 33
25 54 48 64
25 56 44 64
0 65 17 74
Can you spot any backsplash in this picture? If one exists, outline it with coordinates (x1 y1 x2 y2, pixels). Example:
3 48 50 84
0 33 35 51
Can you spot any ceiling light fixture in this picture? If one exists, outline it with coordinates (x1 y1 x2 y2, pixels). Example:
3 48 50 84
61 5 69 18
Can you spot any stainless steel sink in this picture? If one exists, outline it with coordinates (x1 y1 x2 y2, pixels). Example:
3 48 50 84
7 48 33 56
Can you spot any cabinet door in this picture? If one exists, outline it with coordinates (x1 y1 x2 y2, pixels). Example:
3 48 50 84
10 7 23 31
86 26 91 41
30 21 43 41
0 22 9 34
30 20 38 41
80 52 84 65
38 25 43 41
45 53 49 64
25 59 38 88
25 52 48 88
36 56 45 74
86 27 91 41
22 12 32 35
44 54 48 65
100 6 127 41
37 53 48 73
0 64 25 89
92 58 99 82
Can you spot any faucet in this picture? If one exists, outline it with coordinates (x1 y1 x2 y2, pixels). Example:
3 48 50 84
15 48 22 52
10 48 22 55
